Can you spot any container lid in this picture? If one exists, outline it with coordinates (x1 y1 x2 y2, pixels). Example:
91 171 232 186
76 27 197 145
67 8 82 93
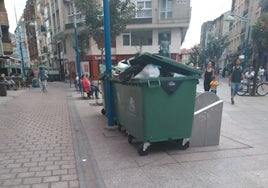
129 52 202 77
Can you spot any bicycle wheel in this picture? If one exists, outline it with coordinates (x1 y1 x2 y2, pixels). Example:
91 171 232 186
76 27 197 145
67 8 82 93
237 83 248 96
256 83 268 96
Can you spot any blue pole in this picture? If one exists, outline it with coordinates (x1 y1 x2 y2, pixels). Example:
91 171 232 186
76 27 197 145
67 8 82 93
18 27 26 79
73 3 82 92
103 0 114 127
242 24 251 71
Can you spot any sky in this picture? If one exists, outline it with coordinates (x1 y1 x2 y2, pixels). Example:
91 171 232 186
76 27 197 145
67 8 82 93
181 0 232 48
5 0 232 48
5 0 27 33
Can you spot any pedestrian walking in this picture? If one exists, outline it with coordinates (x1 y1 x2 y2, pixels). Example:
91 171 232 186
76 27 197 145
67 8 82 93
64 70 69 83
202 61 215 91
210 75 219 94
38 67 48 92
229 58 244 105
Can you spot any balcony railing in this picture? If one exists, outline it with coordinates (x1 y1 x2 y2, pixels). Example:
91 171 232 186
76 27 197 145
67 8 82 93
3 42 13 53
0 12 9 26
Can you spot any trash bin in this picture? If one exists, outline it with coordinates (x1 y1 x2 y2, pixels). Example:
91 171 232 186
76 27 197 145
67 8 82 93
100 74 107 115
0 82 7 96
99 74 118 126
190 92 223 147
112 53 202 155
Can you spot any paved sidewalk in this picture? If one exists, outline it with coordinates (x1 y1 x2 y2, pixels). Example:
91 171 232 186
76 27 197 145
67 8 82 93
0 89 26 105
0 84 79 188
70 77 268 188
1 79 268 188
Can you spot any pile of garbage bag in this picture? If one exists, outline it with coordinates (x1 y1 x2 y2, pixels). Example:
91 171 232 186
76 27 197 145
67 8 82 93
99 52 202 82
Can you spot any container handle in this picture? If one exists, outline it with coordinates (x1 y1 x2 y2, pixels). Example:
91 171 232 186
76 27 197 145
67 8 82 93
147 80 161 88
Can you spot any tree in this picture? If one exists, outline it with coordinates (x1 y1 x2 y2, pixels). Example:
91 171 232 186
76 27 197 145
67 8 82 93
189 45 202 67
189 36 229 69
260 0 268 11
250 12 268 96
75 0 136 61
205 35 230 66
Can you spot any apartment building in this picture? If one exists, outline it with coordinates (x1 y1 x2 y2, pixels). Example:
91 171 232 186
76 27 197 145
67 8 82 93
16 0 191 80
14 19 31 69
45 0 191 79
228 0 261 63
84 0 191 79
200 11 231 69
0 0 12 55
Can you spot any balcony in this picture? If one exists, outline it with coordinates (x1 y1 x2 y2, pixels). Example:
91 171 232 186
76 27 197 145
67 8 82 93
0 11 9 26
3 42 12 55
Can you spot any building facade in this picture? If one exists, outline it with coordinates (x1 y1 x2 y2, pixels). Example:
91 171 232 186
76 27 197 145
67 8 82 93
0 0 12 55
200 11 231 69
14 19 31 69
15 0 191 80
84 0 191 79
47 0 192 80
228 0 261 65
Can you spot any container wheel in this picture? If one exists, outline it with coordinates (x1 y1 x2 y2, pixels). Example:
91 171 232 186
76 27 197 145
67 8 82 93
101 108 106 115
118 124 122 131
128 135 134 144
177 139 190 150
137 142 150 156
118 124 126 133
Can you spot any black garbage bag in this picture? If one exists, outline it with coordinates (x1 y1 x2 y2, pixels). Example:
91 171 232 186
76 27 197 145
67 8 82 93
118 64 143 82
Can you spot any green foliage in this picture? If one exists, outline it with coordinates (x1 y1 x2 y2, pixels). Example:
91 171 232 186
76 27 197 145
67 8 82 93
78 30 89 58
190 36 229 68
252 12 268 53
75 0 136 50
189 45 202 67
250 12 268 96
260 0 268 11
205 35 230 62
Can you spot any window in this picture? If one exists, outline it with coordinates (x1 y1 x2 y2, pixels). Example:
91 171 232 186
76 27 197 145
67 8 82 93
176 0 188 4
122 33 130 46
136 0 152 18
159 0 173 20
122 30 152 46
131 30 152 45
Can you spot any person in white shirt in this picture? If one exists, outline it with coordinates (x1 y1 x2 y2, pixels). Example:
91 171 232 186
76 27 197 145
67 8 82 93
245 66 255 84
259 66 265 82
74 74 79 91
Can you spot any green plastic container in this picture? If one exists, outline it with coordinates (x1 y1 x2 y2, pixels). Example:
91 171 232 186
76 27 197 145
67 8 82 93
111 53 202 155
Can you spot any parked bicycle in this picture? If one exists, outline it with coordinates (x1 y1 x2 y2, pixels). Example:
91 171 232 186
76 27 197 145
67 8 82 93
237 80 268 96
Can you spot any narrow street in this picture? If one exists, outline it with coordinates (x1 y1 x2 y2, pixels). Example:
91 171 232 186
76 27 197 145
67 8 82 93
1 79 268 188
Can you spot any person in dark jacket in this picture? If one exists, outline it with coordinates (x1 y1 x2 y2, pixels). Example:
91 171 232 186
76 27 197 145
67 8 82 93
202 61 215 91
229 58 244 105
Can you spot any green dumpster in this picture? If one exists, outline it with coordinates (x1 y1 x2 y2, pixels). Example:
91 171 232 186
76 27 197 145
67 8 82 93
99 73 119 127
113 53 202 155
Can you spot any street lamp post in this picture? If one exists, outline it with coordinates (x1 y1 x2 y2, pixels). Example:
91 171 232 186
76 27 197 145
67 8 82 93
73 3 82 92
18 34 26 78
203 24 211 69
103 0 114 127
226 14 251 70
16 23 26 79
